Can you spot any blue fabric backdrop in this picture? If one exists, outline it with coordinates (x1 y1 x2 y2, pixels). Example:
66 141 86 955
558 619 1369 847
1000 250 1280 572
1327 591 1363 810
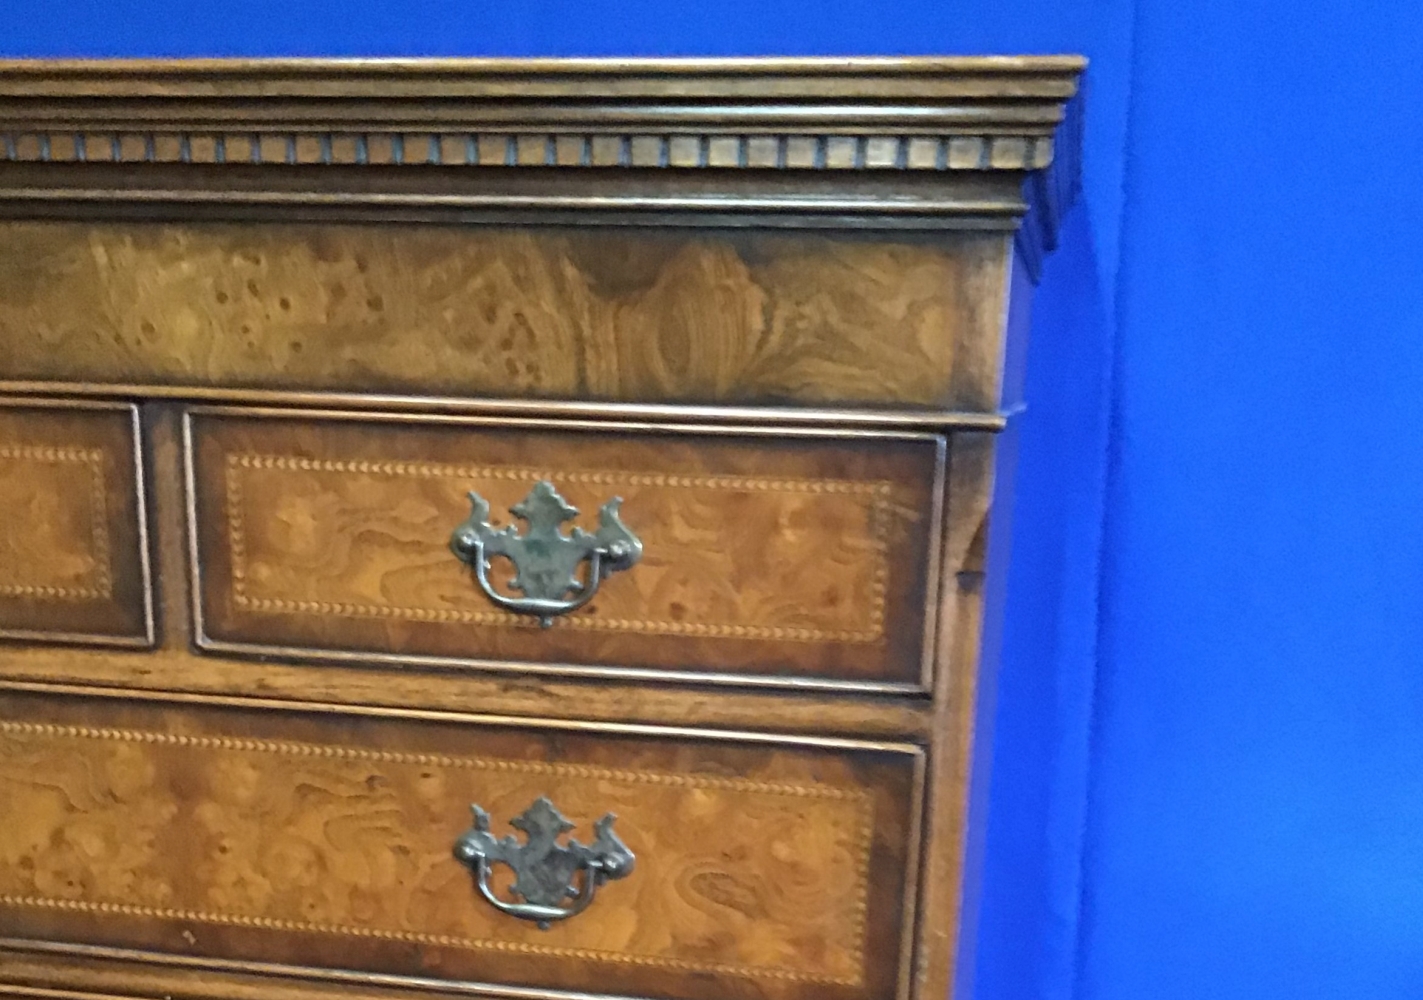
4 2 1420 998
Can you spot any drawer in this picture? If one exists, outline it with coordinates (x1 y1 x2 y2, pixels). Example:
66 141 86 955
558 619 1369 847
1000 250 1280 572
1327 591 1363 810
186 408 945 691
0 221 1008 411
0 399 153 646
0 689 924 1000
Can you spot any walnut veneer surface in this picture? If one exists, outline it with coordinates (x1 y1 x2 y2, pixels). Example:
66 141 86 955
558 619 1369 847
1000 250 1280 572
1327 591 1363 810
188 409 944 687
0 688 921 1000
0 57 1083 1000
0 224 1010 410
0 400 152 645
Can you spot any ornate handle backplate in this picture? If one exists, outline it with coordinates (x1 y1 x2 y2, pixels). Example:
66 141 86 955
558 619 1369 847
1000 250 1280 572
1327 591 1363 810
452 796 635 930
449 480 642 627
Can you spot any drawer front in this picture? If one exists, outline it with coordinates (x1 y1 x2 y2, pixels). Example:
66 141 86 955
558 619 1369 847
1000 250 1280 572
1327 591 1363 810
0 400 152 645
0 221 1008 411
0 689 923 1000
187 409 944 690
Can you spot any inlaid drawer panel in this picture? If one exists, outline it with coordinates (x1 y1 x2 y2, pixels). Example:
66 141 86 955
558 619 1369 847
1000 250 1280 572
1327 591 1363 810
0 399 152 645
0 689 923 1000
186 408 945 690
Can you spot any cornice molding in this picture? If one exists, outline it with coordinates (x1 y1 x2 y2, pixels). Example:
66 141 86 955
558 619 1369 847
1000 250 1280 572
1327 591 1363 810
0 57 1085 265
0 55 1084 101
1016 88 1083 279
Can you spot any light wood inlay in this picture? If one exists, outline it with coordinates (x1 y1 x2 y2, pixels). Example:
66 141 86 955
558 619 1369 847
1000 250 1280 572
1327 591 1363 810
0 719 871 985
0 445 110 601
0 402 152 644
189 411 942 686
225 454 892 644
0 691 921 1000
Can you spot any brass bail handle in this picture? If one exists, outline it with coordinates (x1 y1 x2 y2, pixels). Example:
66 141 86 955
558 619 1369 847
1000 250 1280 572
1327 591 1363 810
449 480 643 627
452 796 636 929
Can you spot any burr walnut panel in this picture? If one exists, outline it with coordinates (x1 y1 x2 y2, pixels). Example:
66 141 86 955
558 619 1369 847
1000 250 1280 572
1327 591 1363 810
0 400 152 644
187 409 944 688
0 221 1010 410
0 689 922 1000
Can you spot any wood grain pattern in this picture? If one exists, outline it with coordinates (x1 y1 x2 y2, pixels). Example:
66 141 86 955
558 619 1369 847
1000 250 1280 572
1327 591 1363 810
226 456 893 643
0 445 110 601
0 941 676 1000
0 403 935 742
0 689 920 1000
0 401 152 644
189 409 942 687
0 222 1010 410
0 650 936 741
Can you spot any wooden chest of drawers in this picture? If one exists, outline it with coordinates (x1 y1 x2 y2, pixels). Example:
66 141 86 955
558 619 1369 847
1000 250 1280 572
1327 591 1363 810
0 57 1082 1000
